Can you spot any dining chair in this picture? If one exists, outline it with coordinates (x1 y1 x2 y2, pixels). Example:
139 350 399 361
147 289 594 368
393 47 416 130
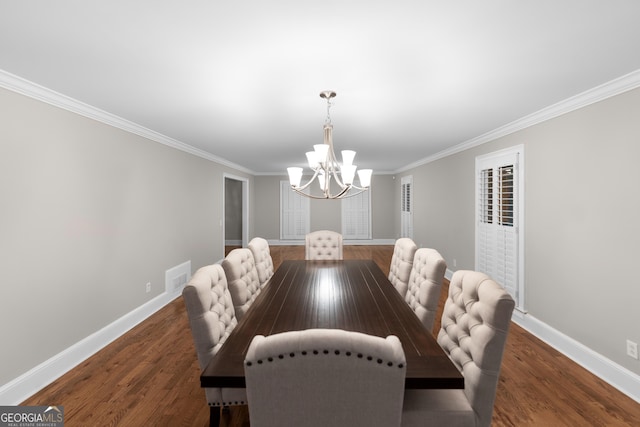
248 237 274 286
244 328 406 427
305 229 343 260
404 247 447 333
401 270 515 427
388 238 418 298
182 264 247 427
221 248 261 320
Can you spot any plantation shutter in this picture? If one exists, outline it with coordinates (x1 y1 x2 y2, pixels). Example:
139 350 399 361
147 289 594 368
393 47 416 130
342 190 371 239
401 175 413 238
280 181 310 240
476 152 519 302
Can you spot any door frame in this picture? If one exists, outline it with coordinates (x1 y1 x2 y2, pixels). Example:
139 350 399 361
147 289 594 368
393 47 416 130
223 173 249 252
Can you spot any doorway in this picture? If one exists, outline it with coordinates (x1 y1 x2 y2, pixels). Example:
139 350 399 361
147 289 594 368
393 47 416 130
223 174 249 254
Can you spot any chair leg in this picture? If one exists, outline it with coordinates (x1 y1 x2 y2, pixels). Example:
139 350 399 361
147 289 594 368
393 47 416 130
209 406 221 427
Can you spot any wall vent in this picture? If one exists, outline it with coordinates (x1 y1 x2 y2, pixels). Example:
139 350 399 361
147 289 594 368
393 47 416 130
165 261 191 294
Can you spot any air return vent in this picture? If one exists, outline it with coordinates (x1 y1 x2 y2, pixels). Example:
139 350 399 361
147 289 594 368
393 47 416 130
165 261 191 294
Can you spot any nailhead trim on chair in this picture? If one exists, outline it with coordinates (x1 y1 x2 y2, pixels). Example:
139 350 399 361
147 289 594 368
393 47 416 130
209 401 246 407
245 350 405 368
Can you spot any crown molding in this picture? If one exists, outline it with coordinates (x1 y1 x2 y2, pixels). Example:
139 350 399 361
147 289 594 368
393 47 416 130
4 67 640 177
0 69 255 175
396 68 640 173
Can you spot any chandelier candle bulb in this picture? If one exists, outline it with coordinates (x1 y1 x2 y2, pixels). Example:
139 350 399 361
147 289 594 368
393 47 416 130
286 91 373 199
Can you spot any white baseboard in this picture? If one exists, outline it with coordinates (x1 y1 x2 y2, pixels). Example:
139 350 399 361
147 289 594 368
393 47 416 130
439 268 639 403
512 313 640 403
268 238 396 246
0 290 182 405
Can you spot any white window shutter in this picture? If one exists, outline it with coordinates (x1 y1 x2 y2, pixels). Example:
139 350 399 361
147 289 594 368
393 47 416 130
342 190 371 239
280 181 310 240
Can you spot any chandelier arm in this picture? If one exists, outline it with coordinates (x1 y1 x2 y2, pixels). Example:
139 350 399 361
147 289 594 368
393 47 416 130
336 187 367 199
347 183 369 191
292 184 364 200
294 168 321 192
291 187 334 200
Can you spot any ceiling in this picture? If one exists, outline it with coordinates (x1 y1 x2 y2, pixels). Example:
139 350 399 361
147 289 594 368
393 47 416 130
2 1 640 175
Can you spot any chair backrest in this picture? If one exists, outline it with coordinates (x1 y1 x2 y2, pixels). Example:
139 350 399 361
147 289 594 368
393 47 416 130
221 248 261 320
182 264 237 370
305 230 343 260
405 248 447 333
182 264 246 410
244 328 406 427
437 270 515 427
388 238 418 297
248 237 274 286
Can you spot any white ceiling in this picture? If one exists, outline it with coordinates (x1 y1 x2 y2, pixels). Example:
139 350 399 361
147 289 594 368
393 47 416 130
2 1 640 175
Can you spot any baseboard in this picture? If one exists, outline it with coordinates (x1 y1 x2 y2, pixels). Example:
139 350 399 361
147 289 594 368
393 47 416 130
444 268 454 281
0 290 182 405
512 313 640 403
268 239 396 246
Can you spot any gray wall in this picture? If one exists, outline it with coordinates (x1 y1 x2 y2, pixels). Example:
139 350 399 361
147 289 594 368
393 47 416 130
0 87 251 385
400 86 640 374
253 175 396 240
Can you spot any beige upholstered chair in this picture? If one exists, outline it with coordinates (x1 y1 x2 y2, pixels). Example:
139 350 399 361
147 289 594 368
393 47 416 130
248 237 274 286
404 248 447 333
221 248 261 320
305 230 343 260
182 264 246 427
388 238 418 298
402 270 515 427
244 328 406 427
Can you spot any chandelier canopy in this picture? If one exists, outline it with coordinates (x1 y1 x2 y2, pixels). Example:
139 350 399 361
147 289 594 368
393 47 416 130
287 91 372 199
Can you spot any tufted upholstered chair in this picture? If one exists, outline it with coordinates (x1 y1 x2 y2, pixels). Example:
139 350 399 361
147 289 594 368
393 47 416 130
182 264 246 427
404 248 447 333
221 248 261 321
248 237 274 286
305 230 343 260
388 238 418 298
401 270 515 427
244 328 406 427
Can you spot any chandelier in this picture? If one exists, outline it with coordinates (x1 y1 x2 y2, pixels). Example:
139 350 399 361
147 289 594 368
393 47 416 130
287 91 372 199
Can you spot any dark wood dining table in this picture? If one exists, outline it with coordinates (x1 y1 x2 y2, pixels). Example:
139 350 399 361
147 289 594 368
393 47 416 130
201 259 463 390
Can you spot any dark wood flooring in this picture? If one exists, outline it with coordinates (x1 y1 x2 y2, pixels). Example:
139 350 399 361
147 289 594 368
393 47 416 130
22 245 640 426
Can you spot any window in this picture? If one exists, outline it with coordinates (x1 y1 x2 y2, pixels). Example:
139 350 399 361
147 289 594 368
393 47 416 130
342 190 371 239
280 181 310 240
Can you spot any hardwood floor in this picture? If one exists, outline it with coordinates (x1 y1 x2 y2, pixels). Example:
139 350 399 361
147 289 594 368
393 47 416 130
22 246 639 426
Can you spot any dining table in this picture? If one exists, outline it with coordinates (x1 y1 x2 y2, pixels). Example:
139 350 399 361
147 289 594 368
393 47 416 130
201 259 463 390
